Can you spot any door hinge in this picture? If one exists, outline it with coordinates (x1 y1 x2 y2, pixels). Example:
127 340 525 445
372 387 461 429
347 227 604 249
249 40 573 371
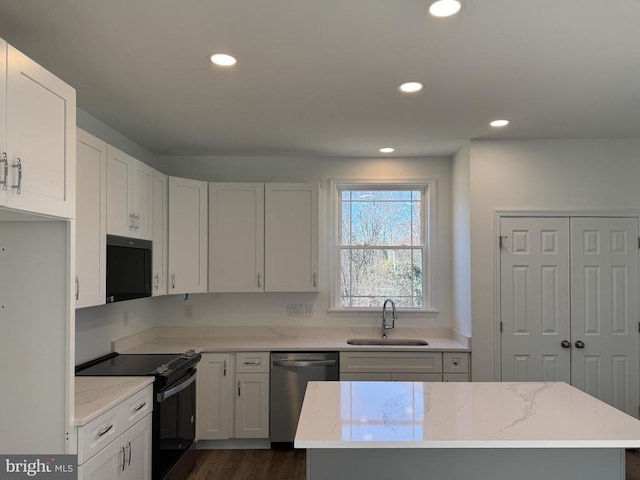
500 321 503 333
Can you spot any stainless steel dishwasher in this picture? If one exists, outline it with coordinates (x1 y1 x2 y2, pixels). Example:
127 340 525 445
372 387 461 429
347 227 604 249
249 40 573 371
270 351 339 446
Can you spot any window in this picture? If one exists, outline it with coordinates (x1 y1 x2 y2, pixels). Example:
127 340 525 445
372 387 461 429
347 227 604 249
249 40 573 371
334 183 432 311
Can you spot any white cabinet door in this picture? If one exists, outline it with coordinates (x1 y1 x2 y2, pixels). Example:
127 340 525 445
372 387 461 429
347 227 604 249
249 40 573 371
152 171 168 296
120 414 152 480
106 146 134 237
78 439 121 480
500 217 571 383
265 183 319 291
197 354 231 440
131 161 153 240
106 146 153 240
168 176 208 294
209 183 264 292
570 217 639 416
0 39 7 206
76 129 107 308
3 43 75 218
235 373 269 438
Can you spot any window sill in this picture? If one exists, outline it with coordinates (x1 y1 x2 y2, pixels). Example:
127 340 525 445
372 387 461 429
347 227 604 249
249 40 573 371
327 308 440 318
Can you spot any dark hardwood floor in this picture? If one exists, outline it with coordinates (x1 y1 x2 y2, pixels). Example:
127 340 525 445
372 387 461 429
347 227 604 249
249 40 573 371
186 448 640 480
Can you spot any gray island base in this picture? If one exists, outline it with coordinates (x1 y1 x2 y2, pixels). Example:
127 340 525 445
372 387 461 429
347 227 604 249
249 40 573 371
307 448 622 480
295 382 640 480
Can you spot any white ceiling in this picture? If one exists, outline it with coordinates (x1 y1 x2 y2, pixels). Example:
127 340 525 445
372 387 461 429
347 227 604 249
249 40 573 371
0 0 639 157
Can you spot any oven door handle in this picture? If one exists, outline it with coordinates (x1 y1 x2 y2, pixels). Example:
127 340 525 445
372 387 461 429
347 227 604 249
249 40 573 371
156 370 197 402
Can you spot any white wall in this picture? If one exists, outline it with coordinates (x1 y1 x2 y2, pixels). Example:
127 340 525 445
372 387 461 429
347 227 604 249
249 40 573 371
452 143 472 341
154 155 453 330
469 139 640 381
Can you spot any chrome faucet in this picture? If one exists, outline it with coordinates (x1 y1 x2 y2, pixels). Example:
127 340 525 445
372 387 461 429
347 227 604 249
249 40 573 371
382 298 397 339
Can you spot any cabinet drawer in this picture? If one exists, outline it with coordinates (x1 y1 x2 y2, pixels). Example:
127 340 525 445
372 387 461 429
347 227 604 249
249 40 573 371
443 352 470 374
77 407 120 464
340 351 443 374
236 352 270 373
121 386 153 427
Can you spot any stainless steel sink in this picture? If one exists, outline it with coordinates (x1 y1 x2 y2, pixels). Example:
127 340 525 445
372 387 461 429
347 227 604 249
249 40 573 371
346 338 429 346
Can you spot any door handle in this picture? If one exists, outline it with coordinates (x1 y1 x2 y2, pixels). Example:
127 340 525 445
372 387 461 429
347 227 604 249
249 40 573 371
575 340 585 349
561 340 571 349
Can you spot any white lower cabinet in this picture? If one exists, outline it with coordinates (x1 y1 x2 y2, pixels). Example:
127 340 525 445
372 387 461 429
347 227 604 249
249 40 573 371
77 385 153 480
78 414 151 480
196 353 232 440
196 352 270 441
340 351 470 382
235 352 269 439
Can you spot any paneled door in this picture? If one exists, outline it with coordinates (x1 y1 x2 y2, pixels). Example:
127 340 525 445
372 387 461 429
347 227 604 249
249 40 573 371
500 216 640 417
500 217 571 383
570 217 639 415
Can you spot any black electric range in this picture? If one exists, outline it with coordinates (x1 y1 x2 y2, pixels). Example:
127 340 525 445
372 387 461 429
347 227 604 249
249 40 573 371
76 351 202 480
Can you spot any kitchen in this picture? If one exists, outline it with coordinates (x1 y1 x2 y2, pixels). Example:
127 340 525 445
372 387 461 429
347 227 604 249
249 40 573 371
2 1 640 479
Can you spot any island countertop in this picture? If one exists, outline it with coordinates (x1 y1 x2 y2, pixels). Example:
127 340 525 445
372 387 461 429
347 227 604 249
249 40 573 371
295 381 640 449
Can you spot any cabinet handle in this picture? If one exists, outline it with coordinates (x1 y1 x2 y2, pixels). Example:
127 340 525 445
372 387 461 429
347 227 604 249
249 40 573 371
244 360 261 365
121 446 126 472
12 158 22 195
97 424 113 437
134 402 147 412
238 380 241 396
257 273 261 288
171 274 176 289
313 273 317 288
223 359 227 376
128 441 132 467
134 214 140 229
129 213 135 228
75 276 80 301
0 152 7 191
154 274 159 290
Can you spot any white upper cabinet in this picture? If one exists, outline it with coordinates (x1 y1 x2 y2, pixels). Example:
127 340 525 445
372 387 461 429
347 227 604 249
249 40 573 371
152 171 168 296
106 146 153 240
0 39 76 218
209 182 319 292
76 128 107 308
209 183 265 292
168 176 208 294
265 183 319 291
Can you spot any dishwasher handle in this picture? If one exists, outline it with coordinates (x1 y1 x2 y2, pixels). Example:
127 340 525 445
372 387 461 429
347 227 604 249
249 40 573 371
272 359 336 368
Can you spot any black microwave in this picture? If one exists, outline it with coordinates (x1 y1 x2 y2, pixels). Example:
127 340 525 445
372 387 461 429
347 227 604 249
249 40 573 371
106 235 152 303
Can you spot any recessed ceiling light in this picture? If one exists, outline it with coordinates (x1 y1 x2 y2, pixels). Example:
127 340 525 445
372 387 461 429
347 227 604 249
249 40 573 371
397 82 423 93
379 147 395 153
210 53 237 66
427 0 463 18
490 119 510 127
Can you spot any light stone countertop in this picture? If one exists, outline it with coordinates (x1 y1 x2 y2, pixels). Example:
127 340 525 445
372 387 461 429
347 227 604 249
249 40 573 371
116 326 470 354
74 376 154 426
295 381 640 449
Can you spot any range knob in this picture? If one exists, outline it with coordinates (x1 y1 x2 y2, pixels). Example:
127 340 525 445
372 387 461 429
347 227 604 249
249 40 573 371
156 364 169 374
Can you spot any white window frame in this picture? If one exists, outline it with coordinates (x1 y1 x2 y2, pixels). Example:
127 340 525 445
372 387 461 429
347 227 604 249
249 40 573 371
328 178 438 316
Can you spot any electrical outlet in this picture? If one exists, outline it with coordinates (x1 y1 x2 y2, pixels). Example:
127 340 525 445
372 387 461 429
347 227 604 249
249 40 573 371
305 304 313 317
122 312 129 327
287 304 305 317
185 305 193 318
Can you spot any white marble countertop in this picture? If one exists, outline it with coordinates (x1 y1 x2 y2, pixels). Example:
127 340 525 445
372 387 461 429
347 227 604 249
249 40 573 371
117 326 470 354
74 376 154 426
295 381 640 449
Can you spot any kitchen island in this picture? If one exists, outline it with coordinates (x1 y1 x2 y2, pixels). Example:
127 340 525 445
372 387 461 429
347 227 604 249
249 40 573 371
295 381 640 480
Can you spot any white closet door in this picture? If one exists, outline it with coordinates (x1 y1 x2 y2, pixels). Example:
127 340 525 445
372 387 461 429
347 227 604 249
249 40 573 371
500 217 571 382
570 217 639 417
